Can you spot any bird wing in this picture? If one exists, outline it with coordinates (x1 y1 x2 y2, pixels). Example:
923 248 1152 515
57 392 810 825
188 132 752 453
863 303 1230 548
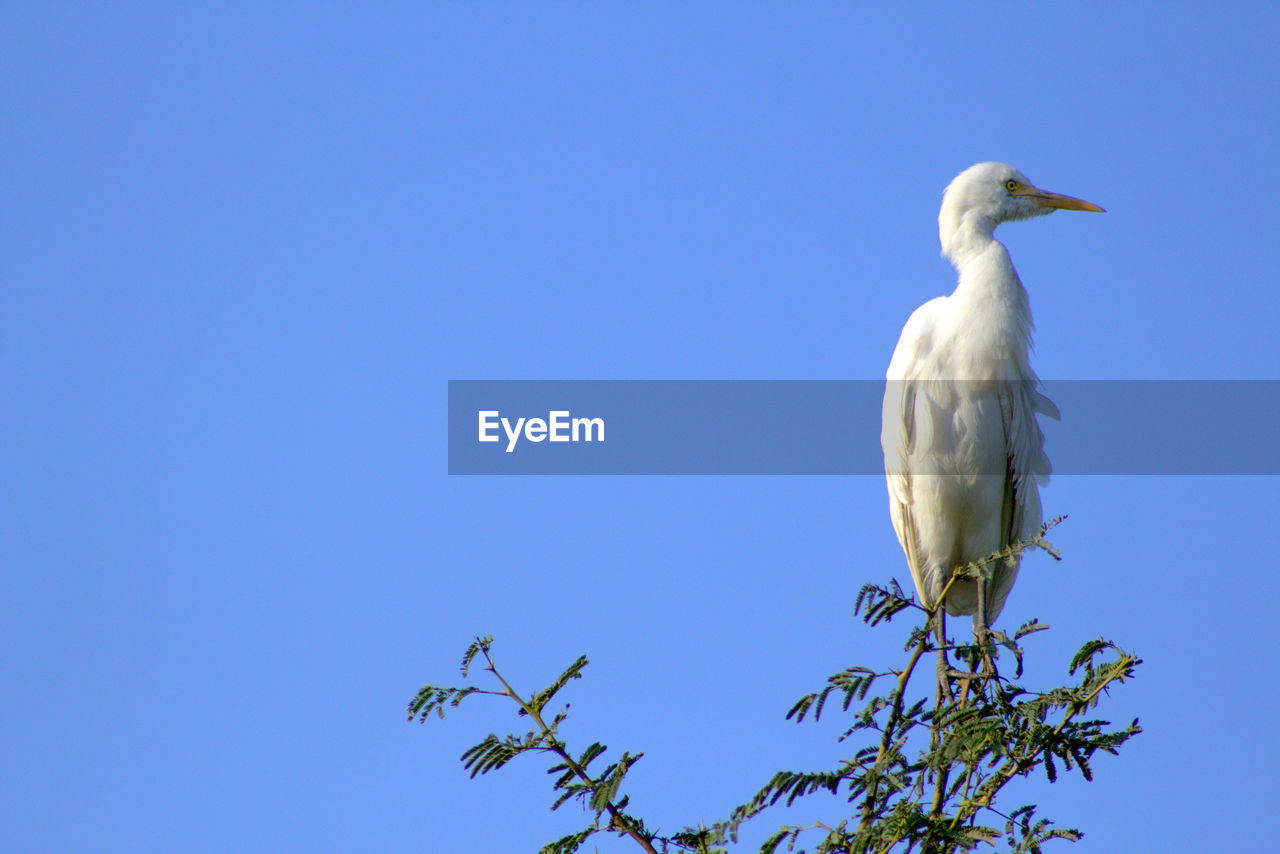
881 299 947 606
989 380 1058 618
882 298 948 502
999 380 1057 531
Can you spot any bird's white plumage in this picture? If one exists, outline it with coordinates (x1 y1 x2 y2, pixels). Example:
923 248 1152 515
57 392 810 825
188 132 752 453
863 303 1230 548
881 162 1097 624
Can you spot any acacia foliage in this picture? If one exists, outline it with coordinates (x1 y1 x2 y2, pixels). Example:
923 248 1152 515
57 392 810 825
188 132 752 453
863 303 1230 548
408 527 1141 854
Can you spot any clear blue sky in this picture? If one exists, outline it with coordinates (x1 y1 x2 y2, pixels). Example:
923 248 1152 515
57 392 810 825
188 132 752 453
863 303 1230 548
3 4 1278 852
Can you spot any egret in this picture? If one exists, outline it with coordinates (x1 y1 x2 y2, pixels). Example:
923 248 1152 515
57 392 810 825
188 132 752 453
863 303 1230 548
880 162 1103 694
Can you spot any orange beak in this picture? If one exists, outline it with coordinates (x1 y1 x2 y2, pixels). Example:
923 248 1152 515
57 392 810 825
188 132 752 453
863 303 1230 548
1016 185 1106 213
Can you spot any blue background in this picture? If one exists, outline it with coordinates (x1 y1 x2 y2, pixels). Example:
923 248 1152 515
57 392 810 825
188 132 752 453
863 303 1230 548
4 4 1278 852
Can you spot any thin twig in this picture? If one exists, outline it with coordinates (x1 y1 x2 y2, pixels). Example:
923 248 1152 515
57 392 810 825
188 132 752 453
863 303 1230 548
857 629 930 834
478 644 660 854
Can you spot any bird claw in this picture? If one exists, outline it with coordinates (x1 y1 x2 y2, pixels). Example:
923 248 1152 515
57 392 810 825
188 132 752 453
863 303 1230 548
973 627 999 680
936 673 955 702
946 667 983 681
936 653 956 702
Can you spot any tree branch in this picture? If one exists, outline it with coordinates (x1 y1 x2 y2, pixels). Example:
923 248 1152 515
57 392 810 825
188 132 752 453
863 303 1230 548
477 643 661 854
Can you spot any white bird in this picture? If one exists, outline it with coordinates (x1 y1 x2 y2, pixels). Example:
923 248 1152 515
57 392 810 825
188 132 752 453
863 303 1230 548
881 162 1103 690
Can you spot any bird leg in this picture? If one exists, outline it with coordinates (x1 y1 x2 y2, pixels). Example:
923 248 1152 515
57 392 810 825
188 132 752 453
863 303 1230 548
973 568 997 680
934 608 953 703
934 601 985 704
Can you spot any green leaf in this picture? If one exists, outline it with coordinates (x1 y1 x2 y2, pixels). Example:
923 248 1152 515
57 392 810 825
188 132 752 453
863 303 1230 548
460 635 493 677
528 655 589 716
460 734 522 778
538 827 597 854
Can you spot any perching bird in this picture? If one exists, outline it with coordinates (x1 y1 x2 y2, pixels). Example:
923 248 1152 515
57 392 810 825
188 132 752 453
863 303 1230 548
880 162 1103 691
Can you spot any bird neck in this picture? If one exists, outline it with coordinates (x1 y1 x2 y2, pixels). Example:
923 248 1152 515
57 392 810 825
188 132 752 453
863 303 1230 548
945 233 1034 372
940 209 999 271
942 215 1028 309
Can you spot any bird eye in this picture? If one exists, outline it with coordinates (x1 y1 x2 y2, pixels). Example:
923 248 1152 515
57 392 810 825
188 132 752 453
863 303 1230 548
1004 180 1019 192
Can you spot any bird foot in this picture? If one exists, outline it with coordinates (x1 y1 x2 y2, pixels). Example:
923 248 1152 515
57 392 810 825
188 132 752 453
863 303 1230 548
946 667 983 681
971 627 999 681
936 655 956 703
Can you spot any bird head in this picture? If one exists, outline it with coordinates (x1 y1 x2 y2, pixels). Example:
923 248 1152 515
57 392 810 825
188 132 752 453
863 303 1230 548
938 162 1104 266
